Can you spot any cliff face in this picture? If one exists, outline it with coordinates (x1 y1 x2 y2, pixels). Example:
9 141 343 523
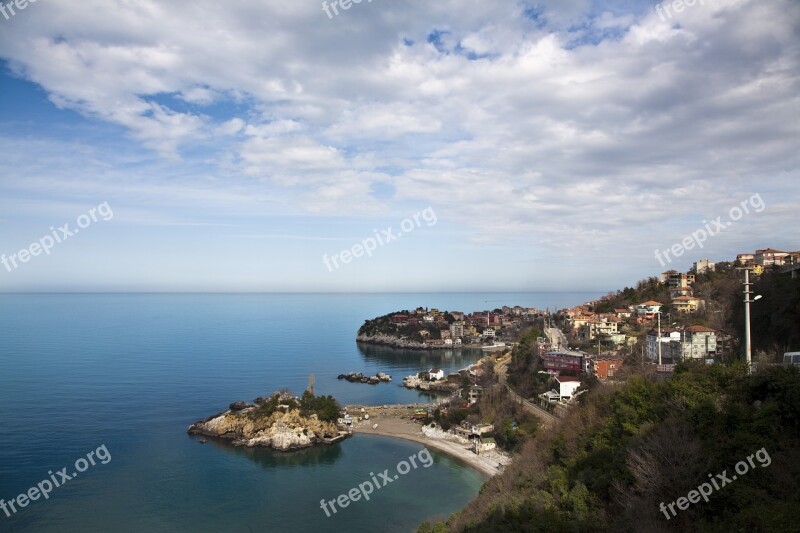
188 408 341 451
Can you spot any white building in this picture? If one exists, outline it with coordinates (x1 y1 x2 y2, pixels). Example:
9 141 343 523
554 376 581 399
428 368 444 381
693 259 716 274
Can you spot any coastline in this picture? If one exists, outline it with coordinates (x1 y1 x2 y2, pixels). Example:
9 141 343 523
349 404 509 478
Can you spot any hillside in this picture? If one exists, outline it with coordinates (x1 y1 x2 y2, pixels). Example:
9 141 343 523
419 266 800 532
421 363 800 532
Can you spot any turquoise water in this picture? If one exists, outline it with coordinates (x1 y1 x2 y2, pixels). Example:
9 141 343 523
0 292 597 532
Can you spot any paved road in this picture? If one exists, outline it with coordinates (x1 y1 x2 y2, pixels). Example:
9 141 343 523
546 327 567 351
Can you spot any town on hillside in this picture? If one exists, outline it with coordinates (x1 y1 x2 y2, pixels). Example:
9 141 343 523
357 305 548 349
361 247 800 427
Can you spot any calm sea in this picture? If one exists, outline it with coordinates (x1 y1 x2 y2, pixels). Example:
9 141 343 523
0 292 598 532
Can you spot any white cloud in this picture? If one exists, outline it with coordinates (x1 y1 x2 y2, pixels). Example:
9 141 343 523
0 0 797 272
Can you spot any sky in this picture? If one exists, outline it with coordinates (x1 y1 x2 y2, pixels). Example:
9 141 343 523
0 0 797 293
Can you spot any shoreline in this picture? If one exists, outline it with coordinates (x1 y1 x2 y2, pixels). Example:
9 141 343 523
348 404 509 479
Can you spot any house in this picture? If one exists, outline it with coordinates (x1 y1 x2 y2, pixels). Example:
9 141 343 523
646 328 682 362
482 328 495 338
474 437 497 454
472 423 494 436
579 315 622 343
554 376 581 399
475 437 497 453
614 308 632 319
428 368 444 381
542 352 584 375
682 325 717 360
647 326 717 361
672 295 702 313
736 253 755 267
693 259 716 274
569 313 596 333
440 330 451 340
666 272 695 290
755 248 791 267
389 314 408 325
669 286 694 299
466 385 483 405
635 301 663 321
660 269 679 283
593 355 624 379
449 320 465 338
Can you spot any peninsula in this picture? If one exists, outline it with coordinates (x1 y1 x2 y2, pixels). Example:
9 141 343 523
187 390 350 451
357 305 544 350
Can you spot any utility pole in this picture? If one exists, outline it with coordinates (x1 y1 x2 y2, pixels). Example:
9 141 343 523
742 268 762 374
657 311 662 366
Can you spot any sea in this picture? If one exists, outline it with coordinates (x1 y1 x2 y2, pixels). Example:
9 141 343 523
0 292 599 532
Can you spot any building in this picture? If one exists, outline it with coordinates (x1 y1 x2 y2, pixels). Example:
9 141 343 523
666 272 695 290
474 437 497 454
646 328 682 362
554 376 581 399
449 320 465 339
635 301 663 321
736 253 755 266
593 355 624 380
542 352 584 375
755 248 791 267
682 325 717 360
672 296 702 313
428 368 444 381
646 326 717 361
578 315 622 343
693 259 716 275
614 308 632 319
389 314 408 325
466 385 483 405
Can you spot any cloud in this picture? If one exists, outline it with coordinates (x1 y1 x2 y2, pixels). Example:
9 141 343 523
0 0 797 263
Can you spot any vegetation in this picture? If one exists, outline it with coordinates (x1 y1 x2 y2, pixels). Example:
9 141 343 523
419 265 799 532
506 327 549 398
299 390 341 422
247 391 340 422
423 363 800 532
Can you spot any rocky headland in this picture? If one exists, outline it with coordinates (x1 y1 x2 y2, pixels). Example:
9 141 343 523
187 392 350 451
356 333 456 350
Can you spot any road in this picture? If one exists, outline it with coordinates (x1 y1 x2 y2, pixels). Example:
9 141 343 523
546 326 568 351
494 354 559 426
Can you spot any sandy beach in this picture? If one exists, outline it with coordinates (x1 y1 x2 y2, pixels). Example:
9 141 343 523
347 404 510 478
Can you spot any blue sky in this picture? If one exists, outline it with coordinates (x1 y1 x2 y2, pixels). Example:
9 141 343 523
0 0 798 292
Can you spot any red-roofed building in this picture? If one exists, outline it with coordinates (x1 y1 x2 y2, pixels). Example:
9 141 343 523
593 355 624 379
